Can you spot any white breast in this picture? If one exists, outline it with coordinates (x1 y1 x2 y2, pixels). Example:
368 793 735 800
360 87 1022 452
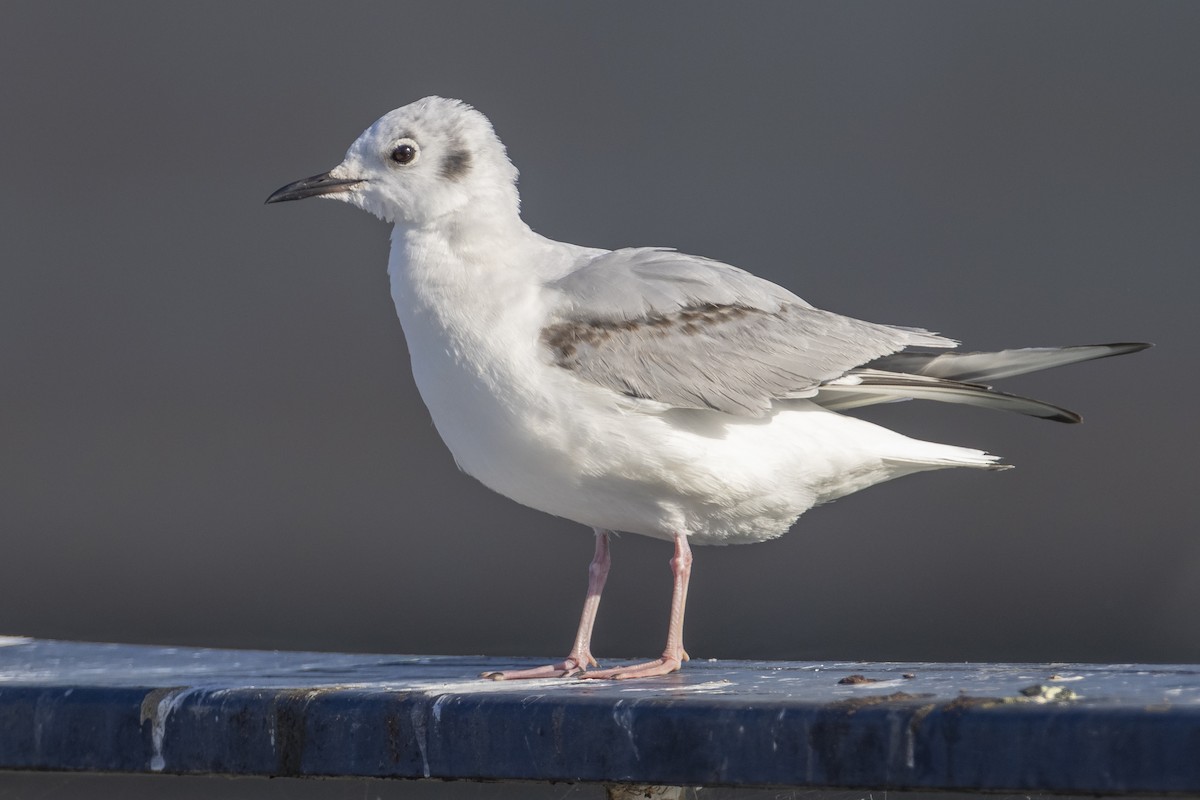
385 227 987 546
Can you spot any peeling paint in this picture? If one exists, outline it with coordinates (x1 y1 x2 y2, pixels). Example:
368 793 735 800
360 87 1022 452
618 680 734 694
430 693 450 723
139 686 194 772
611 700 640 763
410 697 430 778
606 784 687 800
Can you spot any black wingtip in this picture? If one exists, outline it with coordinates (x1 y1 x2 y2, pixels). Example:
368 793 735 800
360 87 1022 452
1045 342 1152 423
1094 342 1154 356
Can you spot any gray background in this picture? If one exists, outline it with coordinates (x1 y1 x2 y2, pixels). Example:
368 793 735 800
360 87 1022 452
3 1 1197 674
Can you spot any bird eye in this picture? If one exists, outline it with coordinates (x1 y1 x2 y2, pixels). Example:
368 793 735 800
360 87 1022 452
389 139 419 166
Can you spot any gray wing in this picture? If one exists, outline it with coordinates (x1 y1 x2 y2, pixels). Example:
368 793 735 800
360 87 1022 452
541 248 955 417
865 342 1152 383
812 342 1153 422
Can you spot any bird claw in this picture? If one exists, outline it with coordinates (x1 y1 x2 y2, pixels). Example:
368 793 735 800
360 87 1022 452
581 656 683 680
481 653 596 681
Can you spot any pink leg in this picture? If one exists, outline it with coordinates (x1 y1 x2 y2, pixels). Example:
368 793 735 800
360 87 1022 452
584 531 693 680
483 529 611 680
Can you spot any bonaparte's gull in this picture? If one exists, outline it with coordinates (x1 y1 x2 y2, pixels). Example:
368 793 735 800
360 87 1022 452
268 97 1148 680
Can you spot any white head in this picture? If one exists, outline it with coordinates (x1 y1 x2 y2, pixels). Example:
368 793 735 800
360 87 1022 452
267 97 520 226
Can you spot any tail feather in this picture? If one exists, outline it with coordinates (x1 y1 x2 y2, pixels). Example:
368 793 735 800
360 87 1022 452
882 440 1013 472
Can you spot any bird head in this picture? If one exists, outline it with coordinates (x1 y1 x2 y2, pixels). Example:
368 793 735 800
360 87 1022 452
266 96 520 226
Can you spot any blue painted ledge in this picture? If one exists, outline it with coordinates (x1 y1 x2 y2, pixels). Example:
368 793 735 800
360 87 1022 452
1 637 1198 794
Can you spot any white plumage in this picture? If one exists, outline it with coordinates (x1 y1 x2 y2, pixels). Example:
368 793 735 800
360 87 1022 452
267 97 1147 679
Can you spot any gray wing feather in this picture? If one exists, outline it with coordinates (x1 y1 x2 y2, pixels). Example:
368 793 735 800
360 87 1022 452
817 369 1082 423
817 343 1153 415
549 248 801 316
867 343 1152 383
542 248 955 416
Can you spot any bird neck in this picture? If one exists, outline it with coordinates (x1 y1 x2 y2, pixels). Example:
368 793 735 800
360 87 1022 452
387 211 543 344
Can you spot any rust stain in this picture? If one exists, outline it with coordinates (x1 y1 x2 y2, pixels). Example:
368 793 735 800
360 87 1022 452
837 674 880 685
138 687 186 726
827 691 930 712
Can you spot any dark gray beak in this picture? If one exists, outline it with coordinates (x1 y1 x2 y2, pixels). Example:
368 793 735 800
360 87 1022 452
265 171 365 204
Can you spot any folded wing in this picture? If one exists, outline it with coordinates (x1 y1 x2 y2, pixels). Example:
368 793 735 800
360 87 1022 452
542 249 1150 421
542 248 954 416
816 343 1152 421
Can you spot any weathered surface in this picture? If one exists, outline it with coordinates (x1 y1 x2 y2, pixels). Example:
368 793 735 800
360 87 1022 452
1 636 1198 793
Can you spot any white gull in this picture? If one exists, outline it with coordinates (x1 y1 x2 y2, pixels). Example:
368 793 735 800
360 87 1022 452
267 96 1148 680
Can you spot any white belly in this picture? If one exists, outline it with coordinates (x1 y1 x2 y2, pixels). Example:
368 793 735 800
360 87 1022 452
389 240 991 546
402 316 950 545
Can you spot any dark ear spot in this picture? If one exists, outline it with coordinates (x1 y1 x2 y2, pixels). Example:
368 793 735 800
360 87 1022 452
440 149 471 181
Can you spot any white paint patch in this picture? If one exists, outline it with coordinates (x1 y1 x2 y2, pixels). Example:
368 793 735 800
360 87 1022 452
617 680 734 694
611 700 641 762
431 693 451 723
143 688 199 772
839 678 911 690
381 677 591 695
409 702 431 778
607 784 686 800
